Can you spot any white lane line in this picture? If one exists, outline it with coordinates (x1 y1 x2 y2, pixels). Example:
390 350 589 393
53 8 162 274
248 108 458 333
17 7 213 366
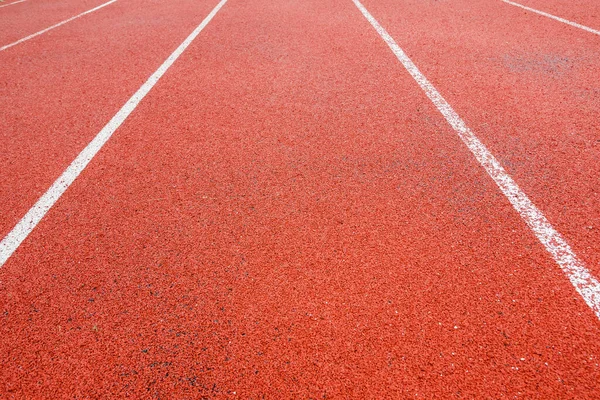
351 0 600 320
0 0 27 9
0 0 229 267
0 0 116 52
502 0 600 36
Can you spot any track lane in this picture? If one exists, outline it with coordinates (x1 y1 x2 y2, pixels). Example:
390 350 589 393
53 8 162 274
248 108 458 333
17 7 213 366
502 0 600 33
0 0 111 44
352 0 600 319
0 0 117 52
1 0 599 397
0 0 26 10
0 0 229 267
0 0 223 240
359 0 600 279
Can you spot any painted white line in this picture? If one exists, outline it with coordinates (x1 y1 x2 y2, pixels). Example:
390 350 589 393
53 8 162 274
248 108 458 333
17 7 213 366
0 0 117 52
351 0 600 320
0 0 27 9
502 0 600 37
0 0 229 267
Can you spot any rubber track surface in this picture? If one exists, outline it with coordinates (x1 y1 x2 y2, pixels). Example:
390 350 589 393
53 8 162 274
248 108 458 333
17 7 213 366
507 0 600 30
360 0 600 277
1 0 599 397
0 0 217 239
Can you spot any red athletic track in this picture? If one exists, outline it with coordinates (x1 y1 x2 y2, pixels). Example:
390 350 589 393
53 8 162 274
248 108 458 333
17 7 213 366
0 0 217 239
1 0 599 398
0 0 109 44
508 0 600 31
361 0 600 277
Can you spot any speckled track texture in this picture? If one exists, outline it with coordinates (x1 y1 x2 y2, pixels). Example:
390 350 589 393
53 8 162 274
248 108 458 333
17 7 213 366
1 0 599 398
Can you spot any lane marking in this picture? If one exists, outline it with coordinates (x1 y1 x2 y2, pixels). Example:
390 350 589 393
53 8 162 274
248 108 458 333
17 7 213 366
0 0 229 266
502 0 600 36
0 0 27 9
351 0 600 320
0 0 117 52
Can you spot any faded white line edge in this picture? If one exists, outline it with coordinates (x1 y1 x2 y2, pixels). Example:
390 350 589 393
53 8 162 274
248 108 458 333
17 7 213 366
0 0 27 10
0 0 229 266
351 0 600 320
502 0 600 37
0 0 117 52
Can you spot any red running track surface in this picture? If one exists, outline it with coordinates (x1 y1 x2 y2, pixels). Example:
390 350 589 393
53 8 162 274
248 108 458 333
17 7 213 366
0 0 218 239
1 0 599 397
360 0 600 277
504 0 600 31
0 0 113 44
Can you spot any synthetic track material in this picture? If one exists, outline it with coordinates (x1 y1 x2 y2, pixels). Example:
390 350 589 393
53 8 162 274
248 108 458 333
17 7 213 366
0 0 229 266
0 0 26 9
0 0 220 240
0 0 117 52
351 0 600 319
1 0 599 397
502 0 600 33
502 0 600 36
0 0 112 43
358 0 600 278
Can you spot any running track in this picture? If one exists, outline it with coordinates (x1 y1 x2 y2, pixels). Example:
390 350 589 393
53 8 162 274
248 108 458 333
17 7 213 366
1 0 599 397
